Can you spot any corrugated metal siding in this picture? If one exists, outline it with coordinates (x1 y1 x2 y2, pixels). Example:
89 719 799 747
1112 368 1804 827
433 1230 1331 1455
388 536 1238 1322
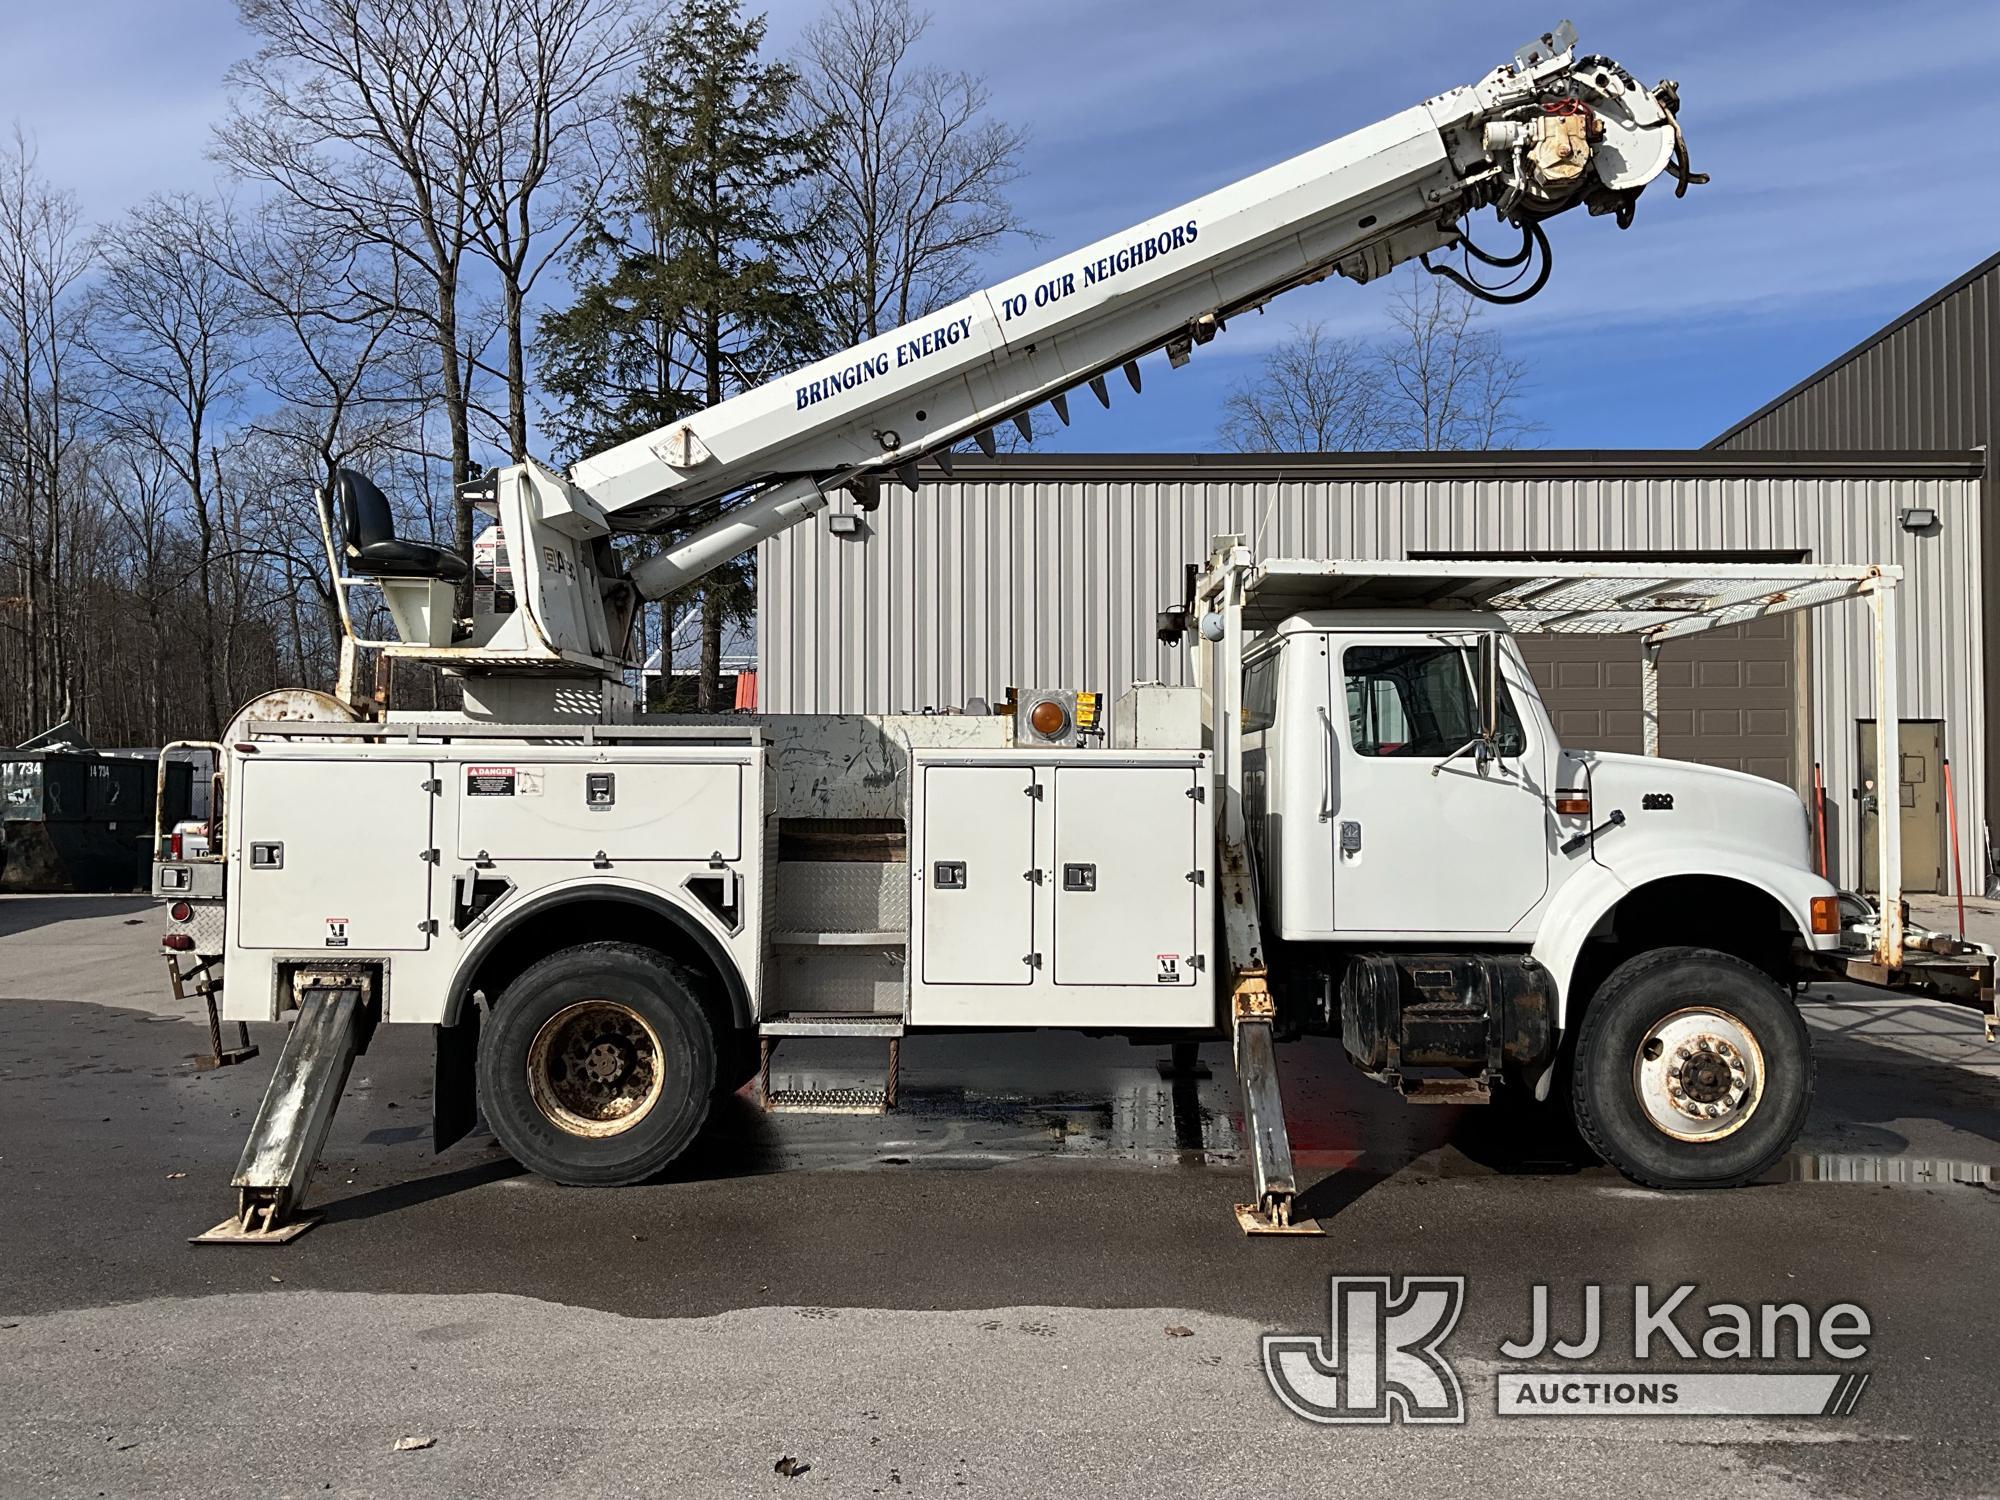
760 471 1984 888
1713 257 1999 887
1713 257 1998 454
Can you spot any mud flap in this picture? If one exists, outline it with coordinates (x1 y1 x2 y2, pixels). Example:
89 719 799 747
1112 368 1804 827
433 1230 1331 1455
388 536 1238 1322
433 1002 481 1152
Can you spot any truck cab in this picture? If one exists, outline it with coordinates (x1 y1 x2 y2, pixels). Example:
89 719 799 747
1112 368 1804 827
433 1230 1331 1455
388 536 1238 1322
1247 609 1835 966
1206 554 1877 1199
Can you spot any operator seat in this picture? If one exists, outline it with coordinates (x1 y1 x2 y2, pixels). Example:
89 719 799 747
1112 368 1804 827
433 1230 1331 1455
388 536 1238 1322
332 469 470 582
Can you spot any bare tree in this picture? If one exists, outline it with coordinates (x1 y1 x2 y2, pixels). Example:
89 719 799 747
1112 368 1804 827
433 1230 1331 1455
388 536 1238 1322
1218 320 1383 452
1217 272 1543 454
1378 267 1542 450
215 201 430 674
790 0 1031 345
0 131 95 738
219 0 489 611
99 445 181 745
88 194 254 735
455 0 642 462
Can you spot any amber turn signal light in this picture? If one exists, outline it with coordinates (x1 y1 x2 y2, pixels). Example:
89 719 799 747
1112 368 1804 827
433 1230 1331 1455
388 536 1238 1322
1810 895 1840 935
1030 700 1069 737
1554 792 1591 816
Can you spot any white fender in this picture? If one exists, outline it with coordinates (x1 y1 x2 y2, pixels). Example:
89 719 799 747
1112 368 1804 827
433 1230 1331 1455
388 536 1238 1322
1531 846 1838 1025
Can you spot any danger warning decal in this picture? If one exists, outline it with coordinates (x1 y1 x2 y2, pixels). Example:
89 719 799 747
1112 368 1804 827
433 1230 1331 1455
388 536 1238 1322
466 765 516 796
325 917 349 948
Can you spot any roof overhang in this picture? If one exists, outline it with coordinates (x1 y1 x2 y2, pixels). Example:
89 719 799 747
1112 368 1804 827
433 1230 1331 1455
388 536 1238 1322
1233 557 1898 644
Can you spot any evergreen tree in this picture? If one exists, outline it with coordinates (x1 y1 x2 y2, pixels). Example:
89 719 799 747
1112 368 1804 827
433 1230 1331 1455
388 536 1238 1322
537 0 825 709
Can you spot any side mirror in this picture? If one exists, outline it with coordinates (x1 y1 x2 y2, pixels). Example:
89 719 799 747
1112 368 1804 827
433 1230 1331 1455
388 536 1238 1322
1476 633 1501 742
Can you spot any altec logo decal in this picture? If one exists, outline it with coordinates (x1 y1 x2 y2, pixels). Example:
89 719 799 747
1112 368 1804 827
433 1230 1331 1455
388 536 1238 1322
1264 1278 1873 1424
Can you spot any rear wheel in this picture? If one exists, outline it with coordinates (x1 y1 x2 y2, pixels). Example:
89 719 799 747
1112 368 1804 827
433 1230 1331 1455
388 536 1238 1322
1570 946 1811 1189
478 941 717 1186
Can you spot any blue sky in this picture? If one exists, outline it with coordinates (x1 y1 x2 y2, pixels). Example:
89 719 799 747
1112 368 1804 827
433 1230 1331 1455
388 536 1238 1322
10 0 2000 453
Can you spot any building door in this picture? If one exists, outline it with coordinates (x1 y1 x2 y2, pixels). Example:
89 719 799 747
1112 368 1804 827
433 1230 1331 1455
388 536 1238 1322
1856 720 1945 894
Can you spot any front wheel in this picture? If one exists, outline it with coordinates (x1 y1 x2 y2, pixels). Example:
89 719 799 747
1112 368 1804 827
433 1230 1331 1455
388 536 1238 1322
478 941 718 1186
1570 946 1812 1189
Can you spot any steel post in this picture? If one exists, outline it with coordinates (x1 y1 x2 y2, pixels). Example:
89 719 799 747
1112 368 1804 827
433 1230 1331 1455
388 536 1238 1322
1870 580 1904 969
1641 643 1661 757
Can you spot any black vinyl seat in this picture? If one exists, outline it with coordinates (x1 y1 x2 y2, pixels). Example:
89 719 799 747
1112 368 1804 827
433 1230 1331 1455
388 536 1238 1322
333 469 470 583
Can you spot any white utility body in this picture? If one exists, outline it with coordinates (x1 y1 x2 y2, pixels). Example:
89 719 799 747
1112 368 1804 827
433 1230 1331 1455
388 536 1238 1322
151 23 1991 1245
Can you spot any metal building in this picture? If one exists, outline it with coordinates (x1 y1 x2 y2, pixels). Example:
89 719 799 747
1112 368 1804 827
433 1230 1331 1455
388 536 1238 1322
758 450 1986 892
1713 251 2000 888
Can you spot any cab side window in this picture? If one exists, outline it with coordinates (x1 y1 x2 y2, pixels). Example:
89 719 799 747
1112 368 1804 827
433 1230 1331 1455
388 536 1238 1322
1342 643 1525 758
1242 652 1279 733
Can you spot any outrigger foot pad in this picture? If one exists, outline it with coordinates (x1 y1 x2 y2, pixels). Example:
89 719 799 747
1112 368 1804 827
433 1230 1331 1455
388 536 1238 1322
1234 1199 1324 1236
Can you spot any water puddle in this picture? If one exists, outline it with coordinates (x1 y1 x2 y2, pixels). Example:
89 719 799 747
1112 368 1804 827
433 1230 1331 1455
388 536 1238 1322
1773 1152 1994 1188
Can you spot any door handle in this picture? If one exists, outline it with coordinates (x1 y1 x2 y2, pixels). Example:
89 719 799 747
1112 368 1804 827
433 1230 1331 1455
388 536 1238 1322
1062 862 1097 891
1318 706 1336 822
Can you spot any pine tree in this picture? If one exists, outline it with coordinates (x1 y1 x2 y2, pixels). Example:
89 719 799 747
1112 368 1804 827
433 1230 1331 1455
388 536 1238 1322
537 0 826 709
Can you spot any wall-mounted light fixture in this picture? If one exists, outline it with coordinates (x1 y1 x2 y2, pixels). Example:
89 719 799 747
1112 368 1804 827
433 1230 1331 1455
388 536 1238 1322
1899 506 1938 532
827 512 862 537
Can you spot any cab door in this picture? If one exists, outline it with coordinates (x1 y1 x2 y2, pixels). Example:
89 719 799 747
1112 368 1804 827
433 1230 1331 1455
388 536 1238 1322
1327 636 1548 934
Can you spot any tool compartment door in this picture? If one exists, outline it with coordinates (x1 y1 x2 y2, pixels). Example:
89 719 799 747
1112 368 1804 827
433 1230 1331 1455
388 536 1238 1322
1052 765 1200 986
454 760 741 861
236 758 434 951
919 764 1035 986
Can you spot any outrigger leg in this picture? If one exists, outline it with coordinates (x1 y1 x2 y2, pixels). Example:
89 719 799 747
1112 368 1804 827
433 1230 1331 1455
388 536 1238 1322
1231 976 1321 1235
192 973 375 1245
1219 835 1321 1236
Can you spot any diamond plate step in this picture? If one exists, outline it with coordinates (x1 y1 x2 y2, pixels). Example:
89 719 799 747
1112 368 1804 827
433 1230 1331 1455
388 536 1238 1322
759 1013 905 1038
763 1085 890 1115
758 1022 901 1113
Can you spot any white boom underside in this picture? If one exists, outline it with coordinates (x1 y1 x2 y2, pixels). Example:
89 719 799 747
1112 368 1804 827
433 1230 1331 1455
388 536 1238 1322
544 22 1688 602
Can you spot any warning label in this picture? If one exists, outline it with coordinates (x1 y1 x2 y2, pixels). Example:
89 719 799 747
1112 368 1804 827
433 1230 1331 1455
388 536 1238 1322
467 765 516 797
1156 953 1181 984
325 917 349 948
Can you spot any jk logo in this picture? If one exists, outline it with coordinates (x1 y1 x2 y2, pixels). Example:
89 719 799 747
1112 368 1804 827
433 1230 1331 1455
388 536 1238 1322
1264 1276 1466 1424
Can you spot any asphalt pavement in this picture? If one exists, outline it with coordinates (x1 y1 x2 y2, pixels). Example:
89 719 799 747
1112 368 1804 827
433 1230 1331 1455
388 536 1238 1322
2 893 1998 1498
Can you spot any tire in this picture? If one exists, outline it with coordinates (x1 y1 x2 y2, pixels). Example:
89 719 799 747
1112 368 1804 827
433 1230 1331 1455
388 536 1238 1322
478 941 717 1187
1569 946 1812 1190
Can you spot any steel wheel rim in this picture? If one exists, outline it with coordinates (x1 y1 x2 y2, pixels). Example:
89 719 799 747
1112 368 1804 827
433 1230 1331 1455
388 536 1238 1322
1632 1006 1765 1142
526 1000 667 1138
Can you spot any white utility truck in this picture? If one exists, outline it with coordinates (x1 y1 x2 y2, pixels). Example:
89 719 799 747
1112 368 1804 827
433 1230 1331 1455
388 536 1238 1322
154 23 1990 1242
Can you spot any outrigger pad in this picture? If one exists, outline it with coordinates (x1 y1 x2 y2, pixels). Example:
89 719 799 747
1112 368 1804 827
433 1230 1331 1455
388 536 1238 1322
191 1212 321 1246
1234 1202 1325 1237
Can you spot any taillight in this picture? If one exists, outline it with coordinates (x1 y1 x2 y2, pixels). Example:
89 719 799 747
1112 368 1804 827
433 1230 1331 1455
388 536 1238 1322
170 901 193 923
169 833 183 859
163 934 194 951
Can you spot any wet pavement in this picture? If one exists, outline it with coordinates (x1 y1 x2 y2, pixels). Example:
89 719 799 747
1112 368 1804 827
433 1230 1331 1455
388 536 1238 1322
3 893 2000 1497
